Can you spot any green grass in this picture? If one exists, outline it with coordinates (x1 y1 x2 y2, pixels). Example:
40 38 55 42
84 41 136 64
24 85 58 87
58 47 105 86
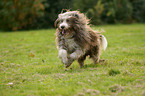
0 24 145 96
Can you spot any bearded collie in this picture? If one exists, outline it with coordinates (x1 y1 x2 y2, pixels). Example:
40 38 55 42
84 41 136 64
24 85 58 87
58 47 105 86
55 10 107 68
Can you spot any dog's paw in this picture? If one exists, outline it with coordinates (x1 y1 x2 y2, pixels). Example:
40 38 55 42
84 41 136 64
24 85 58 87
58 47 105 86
70 53 77 59
65 58 74 68
65 64 71 68
62 59 68 65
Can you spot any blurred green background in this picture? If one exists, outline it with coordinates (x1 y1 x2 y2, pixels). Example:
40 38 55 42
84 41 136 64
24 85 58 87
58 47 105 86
0 0 145 31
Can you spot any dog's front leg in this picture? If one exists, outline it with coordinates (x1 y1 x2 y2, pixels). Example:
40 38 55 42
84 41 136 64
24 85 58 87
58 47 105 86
65 57 74 68
70 49 83 60
58 49 68 65
64 49 83 68
58 49 75 68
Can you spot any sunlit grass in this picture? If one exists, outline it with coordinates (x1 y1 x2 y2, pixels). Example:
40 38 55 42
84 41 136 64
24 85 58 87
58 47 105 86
0 24 145 96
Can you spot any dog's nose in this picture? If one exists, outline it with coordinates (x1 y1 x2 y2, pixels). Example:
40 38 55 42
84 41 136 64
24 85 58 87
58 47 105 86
61 26 65 29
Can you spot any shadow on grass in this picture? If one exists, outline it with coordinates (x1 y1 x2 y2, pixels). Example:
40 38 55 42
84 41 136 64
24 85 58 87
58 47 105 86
63 59 109 73
83 59 107 68
35 59 109 74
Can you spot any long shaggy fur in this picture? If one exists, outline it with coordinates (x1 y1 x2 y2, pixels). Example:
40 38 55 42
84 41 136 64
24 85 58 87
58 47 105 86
55 10 107 68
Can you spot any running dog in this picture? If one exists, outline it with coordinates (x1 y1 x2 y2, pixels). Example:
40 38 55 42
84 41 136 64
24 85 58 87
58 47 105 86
55 10 107 68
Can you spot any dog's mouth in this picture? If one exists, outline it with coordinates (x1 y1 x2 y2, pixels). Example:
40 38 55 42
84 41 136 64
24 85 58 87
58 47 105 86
62 29 66 35
61 29 69 36
61 29 74 38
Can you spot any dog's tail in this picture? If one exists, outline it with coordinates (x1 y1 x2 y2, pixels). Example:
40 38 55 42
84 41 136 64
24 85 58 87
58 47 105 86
100 35 107 51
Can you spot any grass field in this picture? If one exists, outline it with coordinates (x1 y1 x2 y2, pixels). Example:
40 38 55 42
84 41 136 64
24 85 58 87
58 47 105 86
0 24 145 96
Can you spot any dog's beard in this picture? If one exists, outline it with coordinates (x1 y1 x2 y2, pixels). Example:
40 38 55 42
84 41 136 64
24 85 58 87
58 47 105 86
61 28 74 38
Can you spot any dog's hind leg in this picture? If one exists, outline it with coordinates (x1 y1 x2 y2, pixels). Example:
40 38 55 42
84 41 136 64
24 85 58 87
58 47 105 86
92 54 100 64
77 55 86 68
91 46 101 64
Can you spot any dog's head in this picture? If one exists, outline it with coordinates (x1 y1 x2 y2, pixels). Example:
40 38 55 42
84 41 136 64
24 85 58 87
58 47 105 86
55 11 81 37
55 10 90 39
55 11 79 29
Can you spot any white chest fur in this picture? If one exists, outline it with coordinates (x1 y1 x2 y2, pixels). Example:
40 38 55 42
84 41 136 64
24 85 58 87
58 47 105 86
64 38 80 53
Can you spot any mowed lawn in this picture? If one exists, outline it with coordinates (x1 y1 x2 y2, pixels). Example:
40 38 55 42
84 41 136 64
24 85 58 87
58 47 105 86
0 24 145 96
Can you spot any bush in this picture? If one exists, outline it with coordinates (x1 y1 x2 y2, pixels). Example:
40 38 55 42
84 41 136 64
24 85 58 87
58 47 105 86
35 0 73 29
0 0 44 31
73 0 98 12
131 0 145 22
1 0 145 31
73 0 103 24
102 0 133 23
72 0 134 24
87 0 105 24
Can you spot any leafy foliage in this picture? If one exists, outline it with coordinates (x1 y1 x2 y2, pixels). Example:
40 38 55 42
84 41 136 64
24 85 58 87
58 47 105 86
73 0 133 24
72 0 145 24
87 0 105 24
0 0 44 31
131 0 145 22
0 0 145 31
102 0 133 23
34 0 73 29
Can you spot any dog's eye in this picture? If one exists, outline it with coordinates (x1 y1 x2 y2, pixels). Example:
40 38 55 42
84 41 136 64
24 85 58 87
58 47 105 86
66 19 70 22
60 19 63 22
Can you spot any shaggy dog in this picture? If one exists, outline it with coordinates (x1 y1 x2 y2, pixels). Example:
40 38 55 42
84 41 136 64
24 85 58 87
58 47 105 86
55 10 107 68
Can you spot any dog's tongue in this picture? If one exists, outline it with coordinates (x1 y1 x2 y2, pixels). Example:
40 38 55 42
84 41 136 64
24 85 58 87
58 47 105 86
62 30 65 35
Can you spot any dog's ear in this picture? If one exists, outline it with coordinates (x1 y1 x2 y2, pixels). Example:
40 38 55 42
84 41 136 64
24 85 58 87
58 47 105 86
54 18 59 28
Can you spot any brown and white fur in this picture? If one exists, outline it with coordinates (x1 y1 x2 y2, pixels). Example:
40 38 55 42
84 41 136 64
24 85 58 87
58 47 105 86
55 10 107 68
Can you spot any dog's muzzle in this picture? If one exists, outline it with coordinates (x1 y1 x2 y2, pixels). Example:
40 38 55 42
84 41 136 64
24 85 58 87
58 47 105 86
62 29 66 35
61 25 65 29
